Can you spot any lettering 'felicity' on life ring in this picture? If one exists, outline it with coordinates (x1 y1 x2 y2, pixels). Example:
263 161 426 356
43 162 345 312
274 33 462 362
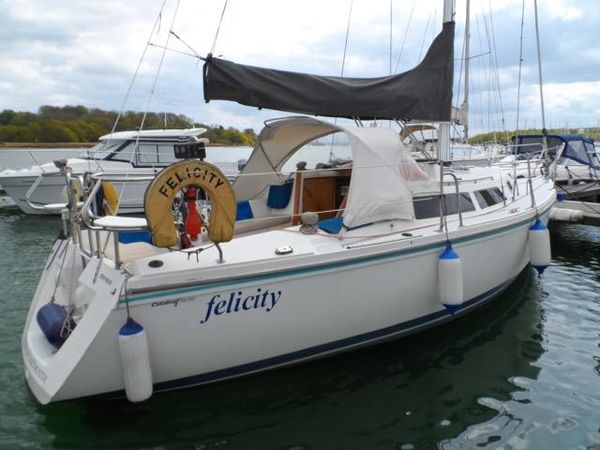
144 160 236 248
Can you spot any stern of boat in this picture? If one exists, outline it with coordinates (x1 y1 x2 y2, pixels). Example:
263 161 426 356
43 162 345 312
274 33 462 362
22 240 125 404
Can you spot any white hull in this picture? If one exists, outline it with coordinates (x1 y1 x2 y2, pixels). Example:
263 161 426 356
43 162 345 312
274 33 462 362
22 200 552 403
0 195 16 209
1 172 150 215
20 118 556 404
0 127 239 215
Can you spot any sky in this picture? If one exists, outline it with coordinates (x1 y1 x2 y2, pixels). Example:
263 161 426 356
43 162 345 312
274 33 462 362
2 0 600 137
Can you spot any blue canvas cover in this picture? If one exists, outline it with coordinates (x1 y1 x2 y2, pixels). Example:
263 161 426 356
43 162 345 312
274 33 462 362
512 134 600 170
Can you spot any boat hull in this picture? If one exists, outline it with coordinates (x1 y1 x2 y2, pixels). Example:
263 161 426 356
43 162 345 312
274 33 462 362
22 209 546 403
1 173 149 215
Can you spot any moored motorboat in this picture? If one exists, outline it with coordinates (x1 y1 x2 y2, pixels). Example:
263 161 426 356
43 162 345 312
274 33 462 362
0 128 238 215
0 182 16 209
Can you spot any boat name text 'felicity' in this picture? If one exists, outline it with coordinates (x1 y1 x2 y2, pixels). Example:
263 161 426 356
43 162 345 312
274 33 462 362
158 166 225 198
201 288 282 324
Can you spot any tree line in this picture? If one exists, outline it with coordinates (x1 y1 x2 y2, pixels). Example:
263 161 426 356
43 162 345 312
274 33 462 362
0 105 257 146
469 127 600 144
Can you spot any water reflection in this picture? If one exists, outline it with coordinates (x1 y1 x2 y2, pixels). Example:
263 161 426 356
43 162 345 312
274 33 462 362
40 270 544 449
550 223 600 270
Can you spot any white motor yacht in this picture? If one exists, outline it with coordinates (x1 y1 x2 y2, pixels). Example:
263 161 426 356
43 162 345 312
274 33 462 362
0 128 238 215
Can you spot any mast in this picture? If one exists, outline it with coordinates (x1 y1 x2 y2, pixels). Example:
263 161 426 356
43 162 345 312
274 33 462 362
463 0 470 141
439 0 454 163
533 0 548 152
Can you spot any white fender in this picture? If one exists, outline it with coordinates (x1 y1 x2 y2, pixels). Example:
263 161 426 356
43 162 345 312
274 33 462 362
118 318 153 402
549 207 584 223
529 219 551 275
438 243 463 314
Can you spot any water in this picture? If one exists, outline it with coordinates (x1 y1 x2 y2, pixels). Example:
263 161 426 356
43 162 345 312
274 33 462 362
0 149 84 170
0 144 352 173
1 214 600 449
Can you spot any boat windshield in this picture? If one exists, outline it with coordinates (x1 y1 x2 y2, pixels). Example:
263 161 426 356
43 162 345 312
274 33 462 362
280 133 352 173
78 140 124 160
450 145 483 159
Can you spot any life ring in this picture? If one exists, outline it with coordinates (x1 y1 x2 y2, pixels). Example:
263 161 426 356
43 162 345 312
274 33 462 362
61 178 84 203
101 180 119 215
144 160 236 248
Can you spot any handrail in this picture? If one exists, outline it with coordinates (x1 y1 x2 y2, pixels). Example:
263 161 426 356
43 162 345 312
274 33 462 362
437 171 464 232
443 172 464 227
89 173 156 183
23 174 49 211
79 177 104 230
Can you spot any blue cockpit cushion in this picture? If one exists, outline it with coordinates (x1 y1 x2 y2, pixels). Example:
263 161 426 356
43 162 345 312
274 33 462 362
236 200 254 221
118 230 153 244
318 216 344 234
267 181 293 209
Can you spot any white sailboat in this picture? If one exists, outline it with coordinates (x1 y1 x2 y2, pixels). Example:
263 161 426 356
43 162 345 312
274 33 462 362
22 1 554 404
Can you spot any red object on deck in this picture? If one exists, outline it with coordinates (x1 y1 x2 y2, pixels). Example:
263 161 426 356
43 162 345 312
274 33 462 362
185 187 202 240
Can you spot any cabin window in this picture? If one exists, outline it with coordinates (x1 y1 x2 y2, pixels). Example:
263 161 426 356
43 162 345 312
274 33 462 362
110 142 136 163
158 145 177 164
474 188 505 208
138 144 159 164
413 193 475 219
86 140 121 159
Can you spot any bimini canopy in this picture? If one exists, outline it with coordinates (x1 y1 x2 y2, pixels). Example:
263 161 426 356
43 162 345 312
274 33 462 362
203 22 454 122
233 117 431 229
512 134 600 170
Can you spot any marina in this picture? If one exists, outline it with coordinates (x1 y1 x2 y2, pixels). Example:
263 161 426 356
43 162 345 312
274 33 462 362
3 0 600 447
2 210 600 448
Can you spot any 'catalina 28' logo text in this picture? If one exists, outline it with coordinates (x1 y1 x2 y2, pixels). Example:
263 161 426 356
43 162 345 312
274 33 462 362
200 288 282 325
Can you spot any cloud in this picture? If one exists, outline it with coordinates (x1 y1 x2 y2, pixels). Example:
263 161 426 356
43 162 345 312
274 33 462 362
1 0 599 136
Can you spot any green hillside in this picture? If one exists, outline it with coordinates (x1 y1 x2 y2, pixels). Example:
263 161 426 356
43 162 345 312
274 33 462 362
470 128 600 144
0 105 257 146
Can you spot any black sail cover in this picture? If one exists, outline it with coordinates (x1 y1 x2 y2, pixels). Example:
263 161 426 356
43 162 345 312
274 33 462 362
203 22 454 121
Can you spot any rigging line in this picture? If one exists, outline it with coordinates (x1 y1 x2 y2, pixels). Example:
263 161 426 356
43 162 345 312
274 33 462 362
109 0 168 138
394 0 415 73
475 10 486 133
514 0 526 144
329 0 353 162
418 13 432 62
148 42 203 60
481 6 504 140
211 0 229 55
340 0 353 78
169 31 205 60
454 17 465 113
486 3 507 140
389 0 393 76
533 0 548 148
117 0 183 208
